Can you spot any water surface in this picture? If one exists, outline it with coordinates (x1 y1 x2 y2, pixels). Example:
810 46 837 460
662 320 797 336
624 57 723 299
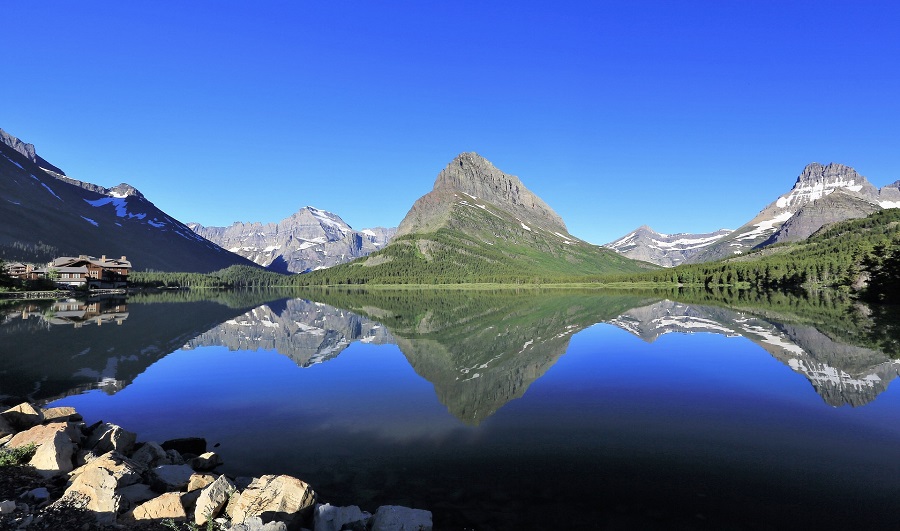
3 289 899 529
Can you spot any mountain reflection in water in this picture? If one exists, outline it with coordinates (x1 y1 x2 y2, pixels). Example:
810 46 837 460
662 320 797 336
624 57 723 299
3 289 899 529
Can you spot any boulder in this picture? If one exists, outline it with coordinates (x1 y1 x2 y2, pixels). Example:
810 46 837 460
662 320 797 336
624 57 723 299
131 492 188 521
52 451 142 524
41 406 81 423
131 441 168 469
229 474 316 526
86 422 136 456
1 402 44 430
6 422 80 477
161 437 206 456
0 415 14 438
150 464 195 492
231 516 288 531
314 503 371 531
0 500 16 514
117 483 157 506
22 487 50 503
370 505 433 531
194 474 237 526
188 472 218 492
190 451 223 471
165 448 185 465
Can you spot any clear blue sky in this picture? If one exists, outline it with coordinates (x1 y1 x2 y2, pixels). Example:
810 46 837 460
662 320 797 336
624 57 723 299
3 1 899 244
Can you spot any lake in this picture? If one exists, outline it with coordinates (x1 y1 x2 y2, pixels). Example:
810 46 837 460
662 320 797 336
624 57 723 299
2 289 899 529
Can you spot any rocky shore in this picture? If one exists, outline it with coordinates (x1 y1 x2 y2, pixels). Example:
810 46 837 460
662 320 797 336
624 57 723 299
0 402 432 530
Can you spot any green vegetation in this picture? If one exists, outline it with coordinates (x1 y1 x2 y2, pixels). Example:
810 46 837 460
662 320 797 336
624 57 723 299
131 265 289 288
0 443 37 467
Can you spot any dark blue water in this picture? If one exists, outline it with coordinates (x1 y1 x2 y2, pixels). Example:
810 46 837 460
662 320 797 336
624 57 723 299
3 292 898 529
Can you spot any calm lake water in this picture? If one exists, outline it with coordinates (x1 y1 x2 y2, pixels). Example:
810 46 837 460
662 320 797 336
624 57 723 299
2 289 899 529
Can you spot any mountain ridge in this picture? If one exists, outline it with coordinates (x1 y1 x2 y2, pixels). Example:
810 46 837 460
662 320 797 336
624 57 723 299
188 207 396 273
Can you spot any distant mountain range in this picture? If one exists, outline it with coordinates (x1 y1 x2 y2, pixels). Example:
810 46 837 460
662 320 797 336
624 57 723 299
0 128 256 272
188 208 395 273
607 163 900 267
299 152 654 283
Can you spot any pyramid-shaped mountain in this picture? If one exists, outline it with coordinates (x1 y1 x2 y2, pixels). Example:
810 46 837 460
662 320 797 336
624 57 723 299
0 128 257 272
299 153 654 283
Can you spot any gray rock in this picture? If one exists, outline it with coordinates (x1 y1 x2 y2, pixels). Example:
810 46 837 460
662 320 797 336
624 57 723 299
165 448 185 465
230 516 289 531
86 422 137 456
314 503 371 531
150 464 195 492
370 505 432 531
21 487 49 502
131 441 168 469
194 474 237 526
0 500 16 514
117 483 158 505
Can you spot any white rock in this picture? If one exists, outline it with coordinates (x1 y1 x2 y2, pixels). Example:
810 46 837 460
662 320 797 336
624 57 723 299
86 422 136 456
229 474 316 525
151 464 195 492
370 505 433 531
0 500 16 514
52 451 142 524
315 503 371 531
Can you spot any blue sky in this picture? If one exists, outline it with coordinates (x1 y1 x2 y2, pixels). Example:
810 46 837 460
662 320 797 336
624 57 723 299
3 1 899 244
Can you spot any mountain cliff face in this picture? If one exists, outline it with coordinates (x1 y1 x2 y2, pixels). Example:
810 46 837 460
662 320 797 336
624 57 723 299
0 128 257 272
310 152 652 283
189 208 395 273
687 162 893 263
604 226 733 267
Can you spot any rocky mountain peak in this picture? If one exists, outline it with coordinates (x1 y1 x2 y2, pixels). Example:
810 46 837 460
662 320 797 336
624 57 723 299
776 162 878 211
398 152 567 236
108 183 145 200
0 128 36 161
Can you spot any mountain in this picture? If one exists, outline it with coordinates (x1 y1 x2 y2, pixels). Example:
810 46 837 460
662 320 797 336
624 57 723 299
188 207 396 273
687 162 893 263
0 128 258 272
604 226 733 267
609 300 900 407
297 152 655 284
606 163 897 267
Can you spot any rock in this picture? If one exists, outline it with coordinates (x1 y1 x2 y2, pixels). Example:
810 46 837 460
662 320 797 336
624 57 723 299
370 505 433 531
85 422 136 456
0 500 16 514
229 474 316 526
181 489 202 513
150 464 195 492
161 437 206 456
165 448 185 465
314 503 371 531
41 406 81 423
187 472 217 492
1 402 44 430
229 516 288 531
131 441 168 469
194 474 236 526
22 487 50 502
190 451 223 471
117 483 157 506
6 422 80 477
0 415 14 439
52 451 142 524
131 492 188 521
